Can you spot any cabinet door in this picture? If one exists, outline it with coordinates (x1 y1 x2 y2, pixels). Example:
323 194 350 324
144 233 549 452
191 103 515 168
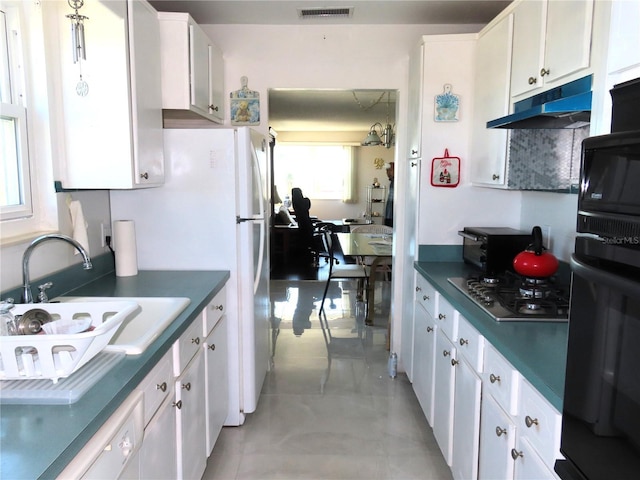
513 437 560 480
208 43 225 122
175 351 206 480
129 0 164 186
510 0 546 97
433 329 456 466
451 358 482 480
140 394 177 480
412 302 437 425
190 23 211 115
543 0 593 85
407 42 424 159
470 14 513 186
205 317 229 456
478 394 516 480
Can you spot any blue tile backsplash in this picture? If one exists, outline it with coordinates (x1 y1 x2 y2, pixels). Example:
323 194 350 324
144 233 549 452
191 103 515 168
507 126 589 192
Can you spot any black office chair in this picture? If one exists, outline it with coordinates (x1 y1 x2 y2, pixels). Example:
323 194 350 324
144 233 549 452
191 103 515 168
291 187 333 267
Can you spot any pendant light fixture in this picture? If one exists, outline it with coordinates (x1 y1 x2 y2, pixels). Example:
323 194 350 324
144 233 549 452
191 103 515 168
360 91 395 149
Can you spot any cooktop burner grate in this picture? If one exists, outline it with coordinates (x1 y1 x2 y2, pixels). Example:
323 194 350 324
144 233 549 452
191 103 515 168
448 273 569 322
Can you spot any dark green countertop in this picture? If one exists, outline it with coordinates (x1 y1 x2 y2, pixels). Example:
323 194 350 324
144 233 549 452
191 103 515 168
0 270 229 480
414 261 568 411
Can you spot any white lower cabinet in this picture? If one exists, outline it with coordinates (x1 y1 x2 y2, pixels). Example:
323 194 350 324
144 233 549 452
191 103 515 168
411 272 563 480
173 313 206 480
433 329 457 465
479 393 517 479
412 300 437 424
139 394 177 479
175 350 207 480
451 316 484 480
205 316 229 455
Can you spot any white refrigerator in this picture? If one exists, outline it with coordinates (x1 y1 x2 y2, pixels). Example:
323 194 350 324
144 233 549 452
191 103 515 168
110 127 270 426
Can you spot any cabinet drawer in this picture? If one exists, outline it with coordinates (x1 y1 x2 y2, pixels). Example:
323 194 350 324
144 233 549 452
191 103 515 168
139 349 173 426
203 287 226 337
484 344 520 416
415 274 438 318
435 295 458 341
456 315 484 372
173 314 204 376
518 379 562 468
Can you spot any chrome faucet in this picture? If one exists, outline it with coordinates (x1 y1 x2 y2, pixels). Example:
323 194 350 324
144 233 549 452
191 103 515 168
22 233 93 303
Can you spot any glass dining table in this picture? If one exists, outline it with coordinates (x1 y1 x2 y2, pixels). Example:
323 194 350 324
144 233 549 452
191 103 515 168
335 232 392 327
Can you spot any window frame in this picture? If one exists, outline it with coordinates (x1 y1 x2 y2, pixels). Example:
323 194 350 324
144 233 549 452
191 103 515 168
0 2 57 242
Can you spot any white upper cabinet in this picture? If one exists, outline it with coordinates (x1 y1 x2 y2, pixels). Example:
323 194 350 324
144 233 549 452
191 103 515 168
407 42 424 159
470 14 513 186
510 0 594 98
53 0 164 189
158 12 225 123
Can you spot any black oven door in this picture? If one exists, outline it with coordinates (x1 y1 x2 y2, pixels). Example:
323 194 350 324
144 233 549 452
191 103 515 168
556 240 640 479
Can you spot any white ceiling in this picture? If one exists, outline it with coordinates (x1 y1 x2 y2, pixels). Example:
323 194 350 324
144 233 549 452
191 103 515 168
148 1 511 26
149 0 511 132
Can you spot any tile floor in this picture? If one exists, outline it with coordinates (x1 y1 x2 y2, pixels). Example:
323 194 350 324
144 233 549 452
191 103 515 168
202 277 452 480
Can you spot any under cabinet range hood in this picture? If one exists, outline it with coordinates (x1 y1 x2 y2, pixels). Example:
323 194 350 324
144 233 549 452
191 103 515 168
487 75 592 129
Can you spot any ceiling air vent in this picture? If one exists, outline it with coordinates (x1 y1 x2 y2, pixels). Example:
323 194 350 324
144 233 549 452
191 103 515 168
297 7 354 19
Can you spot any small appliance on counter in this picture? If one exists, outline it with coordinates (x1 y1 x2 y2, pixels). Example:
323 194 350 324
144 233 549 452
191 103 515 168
459 227 532 276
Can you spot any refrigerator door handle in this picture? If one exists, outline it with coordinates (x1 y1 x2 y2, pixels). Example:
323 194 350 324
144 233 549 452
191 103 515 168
251 142 266 295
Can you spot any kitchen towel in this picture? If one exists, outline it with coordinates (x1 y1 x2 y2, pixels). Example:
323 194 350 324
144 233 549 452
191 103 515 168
68 199 90 256
113 220 138 277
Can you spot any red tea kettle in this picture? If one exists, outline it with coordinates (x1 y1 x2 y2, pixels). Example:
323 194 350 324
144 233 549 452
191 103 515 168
513 226 559 278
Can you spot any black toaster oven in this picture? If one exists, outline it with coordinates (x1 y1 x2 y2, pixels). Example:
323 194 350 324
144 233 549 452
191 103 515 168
458 227 532 276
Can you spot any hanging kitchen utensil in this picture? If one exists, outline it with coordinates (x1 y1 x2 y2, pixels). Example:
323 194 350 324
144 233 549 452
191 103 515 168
430 149 460 187
513 226 559 278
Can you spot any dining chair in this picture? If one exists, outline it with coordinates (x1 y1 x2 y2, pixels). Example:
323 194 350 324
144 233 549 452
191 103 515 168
317 228 370 392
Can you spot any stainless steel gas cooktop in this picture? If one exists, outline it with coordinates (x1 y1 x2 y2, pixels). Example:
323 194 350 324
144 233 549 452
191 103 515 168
448 273 570 322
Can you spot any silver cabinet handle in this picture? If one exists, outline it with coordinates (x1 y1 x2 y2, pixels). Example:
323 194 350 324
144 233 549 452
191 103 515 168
540 67 550 77
495 426 507 437
209 105 219 112
415 286 422 292
528 76 537 85
173 400 182 409
423 295 429 301
411 161 417 167
411 149 418 155
208 343 216 351
182 382 191 391
438 313 446 320
525 416 539 428
511 448 523 460
211 304 223 311
140 172 149 180
156 382 167 392
489 373 501 384
443 350 450 357
426 326 433 333
459 338 468 346
192 337 200 345
492 174 500 181
451 358 459 366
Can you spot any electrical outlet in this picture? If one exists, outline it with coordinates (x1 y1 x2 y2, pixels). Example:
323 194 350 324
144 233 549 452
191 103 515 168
101 222 112 248
542 225 552 251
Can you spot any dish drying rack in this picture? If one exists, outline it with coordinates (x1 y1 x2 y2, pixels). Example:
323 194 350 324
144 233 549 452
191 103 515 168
0 301 138 383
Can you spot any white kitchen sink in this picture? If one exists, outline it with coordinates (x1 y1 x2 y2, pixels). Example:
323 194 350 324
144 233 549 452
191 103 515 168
55 296 191 354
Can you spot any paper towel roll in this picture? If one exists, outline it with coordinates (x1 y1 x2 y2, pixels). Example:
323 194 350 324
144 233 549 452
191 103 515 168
114 220 138 277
